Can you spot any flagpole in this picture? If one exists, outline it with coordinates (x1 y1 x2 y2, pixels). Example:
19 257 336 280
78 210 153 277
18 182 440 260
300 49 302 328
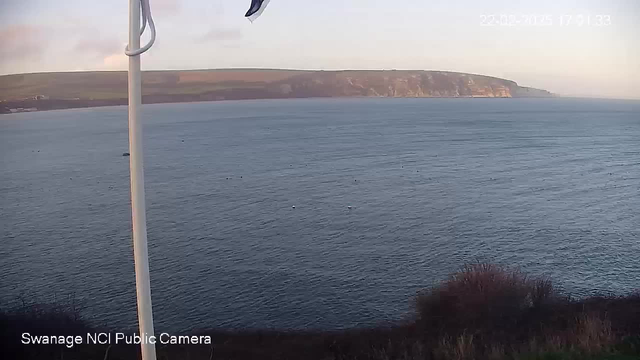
128 0 157 359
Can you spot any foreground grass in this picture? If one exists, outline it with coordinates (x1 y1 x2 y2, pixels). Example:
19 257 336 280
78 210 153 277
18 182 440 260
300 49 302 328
518 352 640 360
2 264 639 360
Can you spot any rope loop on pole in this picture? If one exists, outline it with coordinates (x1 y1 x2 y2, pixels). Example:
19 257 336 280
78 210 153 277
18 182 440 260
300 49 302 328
125 0 156 56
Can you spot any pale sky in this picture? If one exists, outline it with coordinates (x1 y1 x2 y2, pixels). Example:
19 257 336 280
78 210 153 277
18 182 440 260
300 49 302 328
1 0 639 99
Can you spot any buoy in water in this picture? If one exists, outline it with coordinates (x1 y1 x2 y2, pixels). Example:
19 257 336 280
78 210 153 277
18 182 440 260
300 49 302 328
292 205 296 209
347 206 352 210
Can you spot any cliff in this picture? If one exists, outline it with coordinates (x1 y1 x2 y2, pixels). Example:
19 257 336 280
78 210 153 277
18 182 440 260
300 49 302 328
0 69 553 113
264 70 552 98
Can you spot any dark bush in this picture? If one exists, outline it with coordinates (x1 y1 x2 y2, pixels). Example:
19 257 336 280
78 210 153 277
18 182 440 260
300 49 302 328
415 263 558 341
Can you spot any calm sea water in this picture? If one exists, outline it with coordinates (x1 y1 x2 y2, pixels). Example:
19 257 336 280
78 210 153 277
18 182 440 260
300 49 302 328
1 98 639 332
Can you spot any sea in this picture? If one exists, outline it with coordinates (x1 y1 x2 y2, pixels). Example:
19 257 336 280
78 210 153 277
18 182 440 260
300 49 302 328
1 98 639 332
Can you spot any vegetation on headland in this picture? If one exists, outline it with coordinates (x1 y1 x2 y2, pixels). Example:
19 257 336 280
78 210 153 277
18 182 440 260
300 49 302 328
2 263 639 359
0 69 553 113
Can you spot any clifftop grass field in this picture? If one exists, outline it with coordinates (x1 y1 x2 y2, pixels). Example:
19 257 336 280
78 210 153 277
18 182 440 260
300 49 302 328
0 70 309 101
2 264 639 360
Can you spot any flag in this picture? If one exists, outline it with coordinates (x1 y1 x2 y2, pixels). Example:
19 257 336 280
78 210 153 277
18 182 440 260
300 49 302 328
246 0 271 22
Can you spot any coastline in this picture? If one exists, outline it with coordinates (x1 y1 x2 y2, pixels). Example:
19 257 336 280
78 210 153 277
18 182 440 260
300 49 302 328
0 94 561 115
0 69 555 114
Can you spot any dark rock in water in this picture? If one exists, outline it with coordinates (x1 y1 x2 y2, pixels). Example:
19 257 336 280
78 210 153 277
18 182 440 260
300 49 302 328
122 152 130 157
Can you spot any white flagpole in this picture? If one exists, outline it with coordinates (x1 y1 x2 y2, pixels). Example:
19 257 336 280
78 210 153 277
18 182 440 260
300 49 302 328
121 2 264 359
127 0 157 359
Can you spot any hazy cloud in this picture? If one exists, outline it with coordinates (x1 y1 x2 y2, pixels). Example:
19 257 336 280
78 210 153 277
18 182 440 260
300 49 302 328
153 0 181 16
74 37 121 58
102 53 128 70
0 0 33 20
0 25 48 64
199 28 243 43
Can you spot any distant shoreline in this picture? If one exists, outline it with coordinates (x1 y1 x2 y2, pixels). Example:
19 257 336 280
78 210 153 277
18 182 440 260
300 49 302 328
1 95 560 115
1 69 555 114
4 96 639 116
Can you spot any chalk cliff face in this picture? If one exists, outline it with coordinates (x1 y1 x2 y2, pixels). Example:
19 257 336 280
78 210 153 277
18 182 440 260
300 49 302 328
266 71 551 99
0 69 553 113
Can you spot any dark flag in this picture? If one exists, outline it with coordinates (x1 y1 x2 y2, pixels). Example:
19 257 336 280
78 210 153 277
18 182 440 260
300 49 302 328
246 0 271 22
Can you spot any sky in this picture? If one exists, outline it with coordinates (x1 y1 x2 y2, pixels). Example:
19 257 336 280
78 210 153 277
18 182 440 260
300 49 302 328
1 0 639 99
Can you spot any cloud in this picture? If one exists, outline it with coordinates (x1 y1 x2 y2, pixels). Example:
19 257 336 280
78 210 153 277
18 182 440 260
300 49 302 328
153 0 181 16
0 0 34 19
74 37 121 58
0 25 48 64
199 28 243 43
70 31 129 70
98 40 129 70
103 53 128 70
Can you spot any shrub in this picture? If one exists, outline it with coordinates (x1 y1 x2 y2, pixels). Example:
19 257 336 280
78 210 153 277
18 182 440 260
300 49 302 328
415 263 557 341
434 333 475 360
572 313 614 354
